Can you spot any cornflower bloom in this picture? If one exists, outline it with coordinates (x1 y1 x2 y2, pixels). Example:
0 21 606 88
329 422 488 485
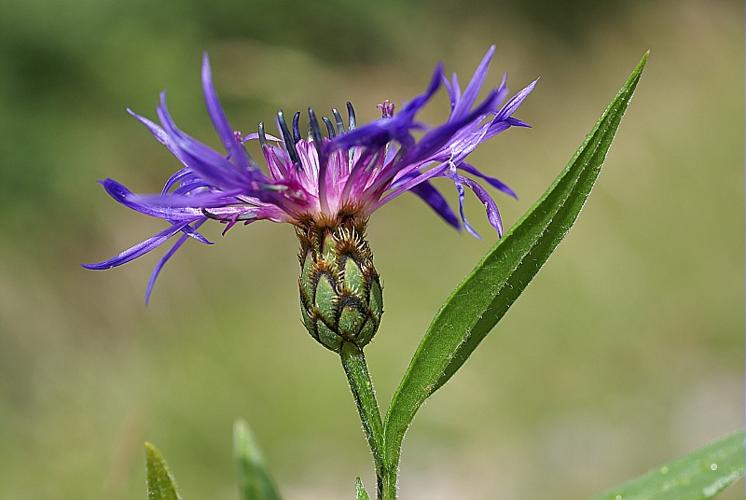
84 46 536 351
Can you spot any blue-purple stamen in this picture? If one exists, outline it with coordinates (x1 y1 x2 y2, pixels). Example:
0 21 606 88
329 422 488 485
307 108 324 156
276 104 355 161
332 107 345 133
346 102 356 130
277 110 301 166
292 111 302 144
322 116 336 138
258 121 268 148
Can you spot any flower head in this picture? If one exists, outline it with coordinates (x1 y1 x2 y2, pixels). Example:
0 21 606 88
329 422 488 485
83 46 536 304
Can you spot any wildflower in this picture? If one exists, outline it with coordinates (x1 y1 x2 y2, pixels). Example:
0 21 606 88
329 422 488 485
84 46 536 351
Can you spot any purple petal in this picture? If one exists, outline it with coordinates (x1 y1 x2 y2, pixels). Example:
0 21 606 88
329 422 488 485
442 73 455 110
128 109 193 171
495 72 509 106
460 176 504 236
161 167 194 194
495 78 538 121
484 120 512 141
451 45 495 121
131 189 244 208
451 73 461 103
136 94 258 191
179 222 212 245
82 222 191 270
442 72 461 112
402 88 500 166
172 180 214 196
329 120 398 151
157 94 256 191
145 218 207 304
459 162 517 199
452 174 481 239
483 115 531 143
375 161 450 205
201 53 253 172
102 179 214 244
505 116 531 128
101 178 207 220
341 148 379 200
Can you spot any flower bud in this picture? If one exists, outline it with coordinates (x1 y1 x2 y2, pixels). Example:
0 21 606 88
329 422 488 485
297 217 383 352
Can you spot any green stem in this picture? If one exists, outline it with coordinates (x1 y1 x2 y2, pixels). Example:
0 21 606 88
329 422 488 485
340 342 386 498
381 463 398 500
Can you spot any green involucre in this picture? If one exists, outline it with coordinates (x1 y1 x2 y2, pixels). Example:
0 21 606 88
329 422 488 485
297 219 382 352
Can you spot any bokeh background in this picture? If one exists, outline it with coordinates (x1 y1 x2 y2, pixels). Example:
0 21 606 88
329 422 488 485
0 0 743 498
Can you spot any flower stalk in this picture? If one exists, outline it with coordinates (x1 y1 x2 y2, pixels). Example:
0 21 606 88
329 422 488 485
339 342 385 498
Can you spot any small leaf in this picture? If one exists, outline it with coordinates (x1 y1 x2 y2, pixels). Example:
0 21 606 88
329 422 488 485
594 431 745 499
384 52 649 474
145 442 182 500
355 477 371 500
234 419 281 500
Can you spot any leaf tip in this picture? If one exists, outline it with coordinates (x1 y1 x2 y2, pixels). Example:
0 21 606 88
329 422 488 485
144 441 160 461
355 477 371 500
144 441 181 499
637 50 650 72
233 418 259 460
233 418 249 441
144 442 172 475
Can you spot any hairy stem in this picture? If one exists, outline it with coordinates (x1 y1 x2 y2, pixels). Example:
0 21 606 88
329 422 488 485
381 466 398 500
340 342 386 498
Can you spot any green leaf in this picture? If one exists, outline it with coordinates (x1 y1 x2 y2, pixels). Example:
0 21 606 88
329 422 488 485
355 477 371 500
594 431 745 499
234 419 281 500
383 52 649 475
145 442 182 500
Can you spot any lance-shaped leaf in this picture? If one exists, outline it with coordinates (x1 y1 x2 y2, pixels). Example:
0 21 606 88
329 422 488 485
145 442 182 500
594 431 745 499
384 53 649 473
355 477 371 500
234 419 281 500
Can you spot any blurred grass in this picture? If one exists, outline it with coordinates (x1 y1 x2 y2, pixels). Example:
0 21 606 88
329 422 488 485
0 0 742 499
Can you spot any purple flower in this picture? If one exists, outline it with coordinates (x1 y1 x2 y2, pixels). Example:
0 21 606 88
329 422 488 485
83 47 536 302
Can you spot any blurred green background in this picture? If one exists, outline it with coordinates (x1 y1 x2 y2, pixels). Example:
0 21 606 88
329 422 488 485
0 0 742 498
